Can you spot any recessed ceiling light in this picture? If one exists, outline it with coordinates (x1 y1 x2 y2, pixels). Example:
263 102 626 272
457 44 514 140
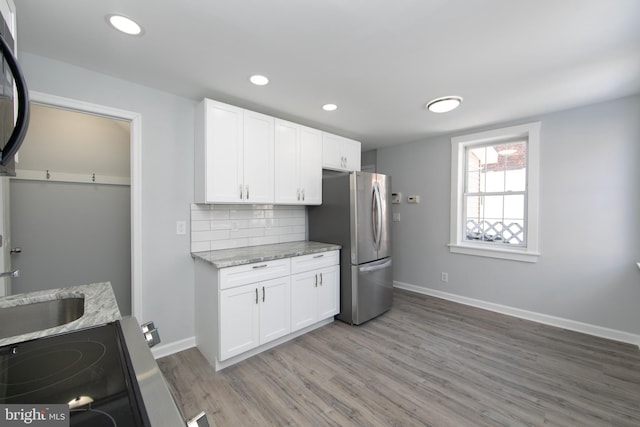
250 75 269 86
426 96 463 113
107 14 143 35
322 104 338 111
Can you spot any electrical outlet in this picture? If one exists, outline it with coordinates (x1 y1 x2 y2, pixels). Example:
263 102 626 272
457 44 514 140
441 272 449 283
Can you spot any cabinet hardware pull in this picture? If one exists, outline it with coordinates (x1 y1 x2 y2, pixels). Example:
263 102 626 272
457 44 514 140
302 189 305 201
252 264 268 269
239 185 243 200
262 286 265 302
297 188 300 201
255 288 258 304
320 273 323 285
314 274 318 287
312 254 324 258
246 185 250 200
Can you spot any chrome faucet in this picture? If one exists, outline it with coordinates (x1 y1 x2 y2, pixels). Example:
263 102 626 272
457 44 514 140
0 270 19 278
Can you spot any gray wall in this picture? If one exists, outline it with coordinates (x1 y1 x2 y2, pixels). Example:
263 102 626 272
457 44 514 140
19 53 197 346
378 94 640 335
10 180 132 314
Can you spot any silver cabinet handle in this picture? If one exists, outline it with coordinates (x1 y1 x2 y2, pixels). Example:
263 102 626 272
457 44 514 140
262 286 265 302
239 185 243 200
312 254 324 258
255 288 258 304
246 185 250 200
320 273 323 286
302 188 305 201
10 247 21 254
252 264 268 269
297 188 300 201
314 274 318 287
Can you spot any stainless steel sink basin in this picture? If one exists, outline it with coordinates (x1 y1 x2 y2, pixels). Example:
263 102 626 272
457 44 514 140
0 296 85 339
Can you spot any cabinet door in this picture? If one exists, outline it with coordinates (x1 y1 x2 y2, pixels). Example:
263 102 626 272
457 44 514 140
322 132 361 172
219 285 259 361
290 270 318 332
299 126 322 205
243 111 274 203
342 138 361 172
321 132 344 171
317 265 340 320
259 277 291 344
274 119 301 204
203 100 244 203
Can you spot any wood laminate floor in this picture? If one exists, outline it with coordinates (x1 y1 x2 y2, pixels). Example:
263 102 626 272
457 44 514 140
158 290 640 426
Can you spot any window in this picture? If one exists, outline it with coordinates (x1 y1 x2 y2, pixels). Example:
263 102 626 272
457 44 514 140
450 122 540 262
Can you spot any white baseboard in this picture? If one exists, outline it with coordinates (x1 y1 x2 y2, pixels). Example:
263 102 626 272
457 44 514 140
151 336 196 359
394 281 640 348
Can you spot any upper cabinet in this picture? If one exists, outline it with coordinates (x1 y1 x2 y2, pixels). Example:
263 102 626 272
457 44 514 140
274 120 322 205
322 132 361 172
195 99 274 204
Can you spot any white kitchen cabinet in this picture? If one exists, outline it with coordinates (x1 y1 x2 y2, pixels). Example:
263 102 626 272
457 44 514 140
274 119 322 205
219 276 290 361
194 248 340 371
195 99 274 204
322 132 361 172
290 251 340 332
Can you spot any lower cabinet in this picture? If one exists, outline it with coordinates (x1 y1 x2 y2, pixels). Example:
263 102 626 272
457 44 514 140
195 249 340 371
291 265 339 332
219 276 290 361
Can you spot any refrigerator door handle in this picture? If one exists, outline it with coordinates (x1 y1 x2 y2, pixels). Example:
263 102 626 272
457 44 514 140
371 183 382 251
359 258 392 273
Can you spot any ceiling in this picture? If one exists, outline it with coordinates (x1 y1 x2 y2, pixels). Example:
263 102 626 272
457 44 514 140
13 0 640 150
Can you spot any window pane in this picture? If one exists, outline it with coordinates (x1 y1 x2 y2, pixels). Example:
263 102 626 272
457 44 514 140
505 168 526 192
467 146 485 172
465 195 482 221
504 141 526 170
503 220 525 245
504 194 524 219
485 170 505 192
484 195 503 219
466 169 483 192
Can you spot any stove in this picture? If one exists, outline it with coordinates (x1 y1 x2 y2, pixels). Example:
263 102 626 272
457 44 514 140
0 321 152 426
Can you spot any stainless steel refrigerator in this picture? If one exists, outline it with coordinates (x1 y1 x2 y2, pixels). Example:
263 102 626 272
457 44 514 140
308 171 393 325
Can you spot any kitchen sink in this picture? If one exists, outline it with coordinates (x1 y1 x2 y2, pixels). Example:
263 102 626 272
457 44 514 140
0 296 85 339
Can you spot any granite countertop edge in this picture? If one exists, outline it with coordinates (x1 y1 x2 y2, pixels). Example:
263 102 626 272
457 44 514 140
0 282 121 346
192 241 341 268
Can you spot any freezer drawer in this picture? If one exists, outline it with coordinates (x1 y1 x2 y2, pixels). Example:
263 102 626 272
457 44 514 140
348 257 393 325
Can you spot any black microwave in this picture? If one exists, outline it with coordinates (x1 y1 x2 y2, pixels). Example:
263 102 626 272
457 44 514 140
0 12 29 176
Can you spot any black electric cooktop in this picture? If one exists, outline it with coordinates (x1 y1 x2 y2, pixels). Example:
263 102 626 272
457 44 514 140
0 321 151 427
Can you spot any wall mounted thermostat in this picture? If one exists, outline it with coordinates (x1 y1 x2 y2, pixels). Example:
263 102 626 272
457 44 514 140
407 195 420 204
391 192 402 204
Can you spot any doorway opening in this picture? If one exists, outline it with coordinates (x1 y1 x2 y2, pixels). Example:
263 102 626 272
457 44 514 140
6 91 142 318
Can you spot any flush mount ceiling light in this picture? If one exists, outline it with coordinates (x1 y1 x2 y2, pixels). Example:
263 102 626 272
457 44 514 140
107 14 143 35
426 96 463 113
322 103 338 111
249 75 269 86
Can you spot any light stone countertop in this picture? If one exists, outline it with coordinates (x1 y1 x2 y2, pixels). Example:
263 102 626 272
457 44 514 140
0 281 121 346
192 241 341 268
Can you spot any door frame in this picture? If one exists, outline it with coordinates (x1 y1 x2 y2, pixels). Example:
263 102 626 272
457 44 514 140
27 91 143 319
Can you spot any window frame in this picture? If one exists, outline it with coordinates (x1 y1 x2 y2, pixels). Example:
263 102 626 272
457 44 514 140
449 122 541 262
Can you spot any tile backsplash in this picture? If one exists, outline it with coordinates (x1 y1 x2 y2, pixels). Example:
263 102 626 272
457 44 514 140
191 204 306 252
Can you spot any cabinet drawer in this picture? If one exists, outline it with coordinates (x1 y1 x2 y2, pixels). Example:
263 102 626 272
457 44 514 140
220 258 291 289
291 250 339 274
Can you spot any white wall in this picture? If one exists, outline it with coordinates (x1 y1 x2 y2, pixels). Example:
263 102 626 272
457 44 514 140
378 94 640 337
19 53 197 347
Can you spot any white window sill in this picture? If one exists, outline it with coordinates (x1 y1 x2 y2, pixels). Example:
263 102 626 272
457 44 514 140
449 243 540 263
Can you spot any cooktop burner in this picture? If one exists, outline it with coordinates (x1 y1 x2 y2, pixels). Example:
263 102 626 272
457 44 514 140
0 322 151 427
